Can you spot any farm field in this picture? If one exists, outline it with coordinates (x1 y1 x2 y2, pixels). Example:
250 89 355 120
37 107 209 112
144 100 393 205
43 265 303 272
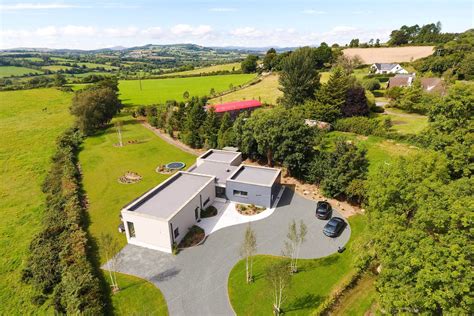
77 62 118 70
0 88 73 313
119 74 255 105
210 73 282 105
161 62 241 76
343 46 434 63
0 65 43 77
228 216 367 315
79 114 196 258
41 65 73 71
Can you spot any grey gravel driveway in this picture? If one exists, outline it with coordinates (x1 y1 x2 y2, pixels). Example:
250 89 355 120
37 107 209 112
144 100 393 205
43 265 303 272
111 188 351 316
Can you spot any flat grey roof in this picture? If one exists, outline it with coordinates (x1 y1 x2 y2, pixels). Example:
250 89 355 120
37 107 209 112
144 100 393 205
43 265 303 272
126 172 213 219
199 149 240 164
229 165 280 186
188 161 238 185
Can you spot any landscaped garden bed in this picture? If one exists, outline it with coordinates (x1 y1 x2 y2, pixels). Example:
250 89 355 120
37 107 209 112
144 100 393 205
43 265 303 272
236 203 266 216
178 225 205 248
200 205 217 218
118 171 142 184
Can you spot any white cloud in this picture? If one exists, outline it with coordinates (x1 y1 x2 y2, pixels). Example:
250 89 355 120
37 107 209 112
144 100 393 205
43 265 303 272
209 7 236 12
141 27 163 38
0 3 80 10
302 9 327 15
171 24 213 36
229 27 263 38
62 25 96 36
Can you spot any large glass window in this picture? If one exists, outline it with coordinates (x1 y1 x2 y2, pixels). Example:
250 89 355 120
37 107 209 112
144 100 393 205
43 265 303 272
127 221 136 238
233 190 248 197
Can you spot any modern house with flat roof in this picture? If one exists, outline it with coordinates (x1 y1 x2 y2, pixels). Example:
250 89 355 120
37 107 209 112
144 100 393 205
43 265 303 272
121 149 281 253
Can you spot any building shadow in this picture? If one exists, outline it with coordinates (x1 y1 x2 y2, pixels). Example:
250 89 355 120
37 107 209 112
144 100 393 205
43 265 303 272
275 185 295 207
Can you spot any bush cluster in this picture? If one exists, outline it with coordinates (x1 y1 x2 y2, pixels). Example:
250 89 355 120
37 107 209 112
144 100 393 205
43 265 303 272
333 116 392 137
22 128 104 314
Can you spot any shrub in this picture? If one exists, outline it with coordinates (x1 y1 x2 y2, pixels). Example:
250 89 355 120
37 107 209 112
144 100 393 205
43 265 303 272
22 128 104 313
333 116 392 136
201 206 217 218
361 78 381 91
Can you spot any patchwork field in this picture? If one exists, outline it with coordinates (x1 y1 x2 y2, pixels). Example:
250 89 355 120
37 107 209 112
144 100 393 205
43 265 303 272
0 66 43 77
119 74 255 105
210 73 282 105
0 88 73 313
41 65 73 71
343 46 434 64
161 62 241 77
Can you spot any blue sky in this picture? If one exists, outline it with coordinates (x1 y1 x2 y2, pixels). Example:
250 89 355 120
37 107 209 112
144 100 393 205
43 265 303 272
0 0 473 49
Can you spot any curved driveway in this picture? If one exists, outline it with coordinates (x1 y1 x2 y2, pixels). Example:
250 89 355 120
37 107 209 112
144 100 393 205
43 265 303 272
112 188 351 315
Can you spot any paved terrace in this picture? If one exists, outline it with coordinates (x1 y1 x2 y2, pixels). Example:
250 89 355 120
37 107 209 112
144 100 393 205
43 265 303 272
110 189 351 316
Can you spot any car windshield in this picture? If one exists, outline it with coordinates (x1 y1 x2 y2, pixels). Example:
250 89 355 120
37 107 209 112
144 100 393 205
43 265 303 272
327 221 338 227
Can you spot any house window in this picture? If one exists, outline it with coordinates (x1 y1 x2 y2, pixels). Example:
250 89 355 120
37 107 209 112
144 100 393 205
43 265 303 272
233 190 248 197
174 227 179 238
127 222 136 238
203 197 210 207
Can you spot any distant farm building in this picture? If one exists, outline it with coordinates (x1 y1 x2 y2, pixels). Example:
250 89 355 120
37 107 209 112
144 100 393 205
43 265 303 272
207 100 262 117
387 74 416 88
370 63 408 74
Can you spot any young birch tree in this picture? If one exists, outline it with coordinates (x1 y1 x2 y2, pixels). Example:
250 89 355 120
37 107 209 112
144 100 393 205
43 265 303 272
265 261 292 315
239 223 257 283
283 220 307 273
100 233 121 293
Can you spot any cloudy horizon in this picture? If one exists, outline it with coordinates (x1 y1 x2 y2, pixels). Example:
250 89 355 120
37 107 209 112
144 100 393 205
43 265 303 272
0 0 472 50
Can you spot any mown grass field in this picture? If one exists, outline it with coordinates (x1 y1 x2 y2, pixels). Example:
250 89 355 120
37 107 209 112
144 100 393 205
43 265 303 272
119 74 255 105
210 73 282 105
228 215 367 315
160 62 241 77
79 115 196 258
0 65 43 77
343 46 434 64
0 88 73 313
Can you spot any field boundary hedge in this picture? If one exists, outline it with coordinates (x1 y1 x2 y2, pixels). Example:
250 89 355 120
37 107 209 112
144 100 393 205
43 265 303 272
22 128 105 313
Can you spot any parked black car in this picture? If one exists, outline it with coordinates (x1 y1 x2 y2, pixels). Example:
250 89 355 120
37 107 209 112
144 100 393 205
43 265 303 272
323 217 346 237
315 201 332 220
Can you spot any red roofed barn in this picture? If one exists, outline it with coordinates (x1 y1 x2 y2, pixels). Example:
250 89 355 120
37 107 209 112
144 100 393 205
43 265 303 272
207 100 262 118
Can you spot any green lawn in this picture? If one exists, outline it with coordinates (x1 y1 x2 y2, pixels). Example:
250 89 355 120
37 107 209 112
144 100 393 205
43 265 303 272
119 74 255 105
109 273 169 315
0 66 43 77
228 215 367 315
161 62 241 77
382 108 428 134
331 273 377 316
79 115 196 258
0 88 73 313
210 73 282 105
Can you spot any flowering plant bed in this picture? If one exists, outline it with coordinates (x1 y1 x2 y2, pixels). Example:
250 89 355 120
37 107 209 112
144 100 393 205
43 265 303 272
236 203 266 216
178 225 205 248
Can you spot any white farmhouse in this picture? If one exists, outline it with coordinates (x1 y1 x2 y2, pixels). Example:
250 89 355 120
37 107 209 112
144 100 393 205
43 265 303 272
370 63 408 74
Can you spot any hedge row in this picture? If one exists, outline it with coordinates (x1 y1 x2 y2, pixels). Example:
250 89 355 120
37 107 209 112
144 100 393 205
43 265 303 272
22 128 104 313
333 116 392 137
